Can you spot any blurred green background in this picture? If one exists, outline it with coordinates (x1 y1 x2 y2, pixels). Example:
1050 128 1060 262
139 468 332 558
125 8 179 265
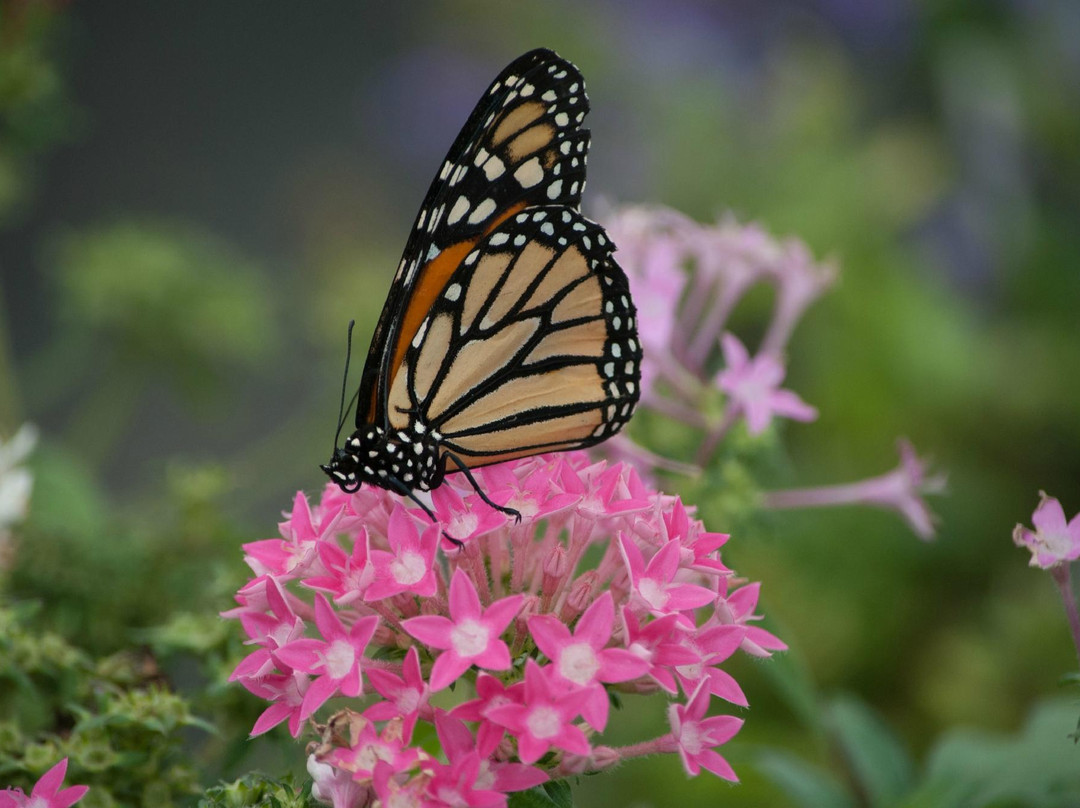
2 1 1080 805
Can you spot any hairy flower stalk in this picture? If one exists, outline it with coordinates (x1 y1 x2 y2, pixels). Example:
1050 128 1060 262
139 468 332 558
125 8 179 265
227 453 783 806
761 440 947 541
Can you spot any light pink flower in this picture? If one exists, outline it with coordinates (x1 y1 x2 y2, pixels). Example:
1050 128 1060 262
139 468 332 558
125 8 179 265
529 591 649 730
1014 492 1080 569
716 333 817 436
401 569 523 691
761 439 945 540
275 594 379 719
243 669 311 737
486 660 592 764
435 713 548 796
668 682 743 780
364 647 430 741
304 529 374 604
0 759 88 808
714 582 788 658
450 673 524 756
619 535 715 615
307 754 370 808
365 506 439 600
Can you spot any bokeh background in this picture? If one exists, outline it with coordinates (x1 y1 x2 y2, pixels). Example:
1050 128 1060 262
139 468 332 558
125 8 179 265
2 1 1080 805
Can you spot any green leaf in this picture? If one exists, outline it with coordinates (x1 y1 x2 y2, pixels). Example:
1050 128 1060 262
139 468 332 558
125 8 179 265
508 779 575 808
755 749 857 808
901 698 1080 808
827 695 914 807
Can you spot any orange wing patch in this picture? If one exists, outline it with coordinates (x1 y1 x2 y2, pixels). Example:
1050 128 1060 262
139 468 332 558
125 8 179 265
386 202 527 392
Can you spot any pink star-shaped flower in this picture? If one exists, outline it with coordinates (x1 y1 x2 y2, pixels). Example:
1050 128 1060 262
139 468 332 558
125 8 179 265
364 647 430 741
668 682 743 780
431 484 508 544
1014 491 1080 569
621 608 699 694
242 669 311 737
401 569 524 691
671 624 748 706
274 593 379 719
243 491 359 581
436 712 549 795
0 759 88 808
486 660 592 764
528 591 649 730
714 582 788 658
715 332 816 436
450 673 524 755
619 535 716 615
365 506 439 600
303 529 374 604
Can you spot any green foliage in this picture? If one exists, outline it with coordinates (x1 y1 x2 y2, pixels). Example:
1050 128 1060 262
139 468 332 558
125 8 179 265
758 695 1080 808
509 780 575 808
48 221 276 394
198 774 315 808
0 602 207 805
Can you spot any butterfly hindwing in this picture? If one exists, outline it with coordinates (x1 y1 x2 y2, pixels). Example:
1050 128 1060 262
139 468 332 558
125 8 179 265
385 206 641 469
356 49 593 428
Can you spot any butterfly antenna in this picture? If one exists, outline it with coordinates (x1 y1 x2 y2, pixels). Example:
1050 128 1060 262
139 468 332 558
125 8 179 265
332 320 356 453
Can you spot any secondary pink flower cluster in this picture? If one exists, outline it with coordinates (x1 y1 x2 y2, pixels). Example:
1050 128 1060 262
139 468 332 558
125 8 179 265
0 759 88 808
602 205 944 540
604 206 831 447
226 452 784 807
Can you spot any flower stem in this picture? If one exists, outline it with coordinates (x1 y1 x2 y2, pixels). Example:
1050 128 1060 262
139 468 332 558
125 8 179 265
696 408 737 466
1051 564 1080 671
761 480 878 509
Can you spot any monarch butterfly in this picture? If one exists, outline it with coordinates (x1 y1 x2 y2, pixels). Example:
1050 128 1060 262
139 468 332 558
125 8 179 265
321 48 641 522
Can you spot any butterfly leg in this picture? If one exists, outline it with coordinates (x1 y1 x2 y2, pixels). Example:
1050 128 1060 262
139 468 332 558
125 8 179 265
386 476 465 549
443 452 523 523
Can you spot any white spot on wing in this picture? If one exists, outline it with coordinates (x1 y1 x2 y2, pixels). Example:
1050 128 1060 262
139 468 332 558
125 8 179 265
447 195 471 226
513 157 544 188
547 179 563 200
468 198 497 225
412 320 429 348
483 156 505 180
445 283 462 302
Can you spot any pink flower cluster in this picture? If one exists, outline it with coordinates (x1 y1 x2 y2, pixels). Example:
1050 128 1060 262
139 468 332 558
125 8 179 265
602 205 944 540
1 759 87 808
226 453 784 807
604 206 831 451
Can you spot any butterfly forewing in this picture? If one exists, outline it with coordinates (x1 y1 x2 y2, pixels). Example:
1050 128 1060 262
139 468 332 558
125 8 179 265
386 206 641 470
356 49 594 428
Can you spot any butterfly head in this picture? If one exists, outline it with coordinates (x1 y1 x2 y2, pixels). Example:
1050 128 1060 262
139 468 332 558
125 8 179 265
321 423 442 495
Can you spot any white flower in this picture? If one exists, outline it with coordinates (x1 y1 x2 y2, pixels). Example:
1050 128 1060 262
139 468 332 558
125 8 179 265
0 423 38 535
